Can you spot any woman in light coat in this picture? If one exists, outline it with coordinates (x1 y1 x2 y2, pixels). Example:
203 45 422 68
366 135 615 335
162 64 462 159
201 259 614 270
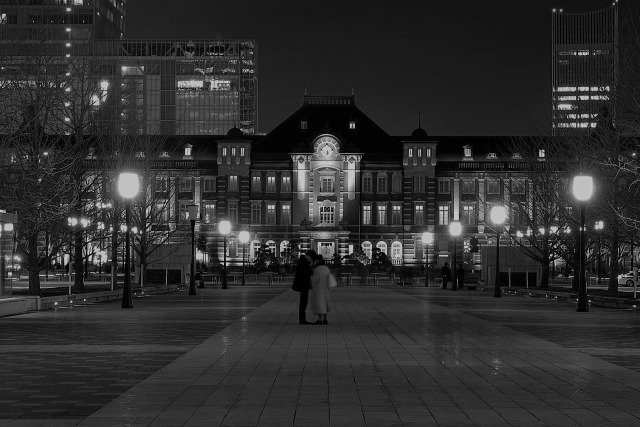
309 255 332 324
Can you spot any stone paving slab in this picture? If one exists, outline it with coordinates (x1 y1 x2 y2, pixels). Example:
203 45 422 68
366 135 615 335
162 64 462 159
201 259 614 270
73 287 640 426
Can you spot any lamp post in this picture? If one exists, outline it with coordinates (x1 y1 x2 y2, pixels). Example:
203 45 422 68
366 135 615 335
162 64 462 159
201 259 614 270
118 172 139 309
422 231 433 287
595 221 604 284
187 204 199 295
490 206 507 298
573 174 593 312
219 220 231 289
239 231 250 287
449 221 462 291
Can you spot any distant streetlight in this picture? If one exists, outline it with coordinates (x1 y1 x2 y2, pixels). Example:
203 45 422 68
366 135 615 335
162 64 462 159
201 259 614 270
573 174 593 312
118 172 139 309
219 220 231 289
449 221 462 291
187 204 199 296
422 231 433 287
239 231 250 287
490 206 507 298
595 221 604 285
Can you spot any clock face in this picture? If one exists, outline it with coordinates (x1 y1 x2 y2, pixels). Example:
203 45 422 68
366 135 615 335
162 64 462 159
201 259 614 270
314 135 340 155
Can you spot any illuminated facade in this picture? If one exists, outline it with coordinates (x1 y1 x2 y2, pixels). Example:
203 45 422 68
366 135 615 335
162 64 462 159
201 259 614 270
551 3 618 133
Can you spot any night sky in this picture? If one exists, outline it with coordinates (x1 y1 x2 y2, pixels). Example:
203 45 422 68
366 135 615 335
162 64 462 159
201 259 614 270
127 0 621 137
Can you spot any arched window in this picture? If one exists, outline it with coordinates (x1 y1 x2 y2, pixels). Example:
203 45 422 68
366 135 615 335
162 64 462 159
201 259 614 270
362 241 372 259
280 240 290 257
250 240 261 261
391 241 402 260
266 240 276 256
376 241 387 255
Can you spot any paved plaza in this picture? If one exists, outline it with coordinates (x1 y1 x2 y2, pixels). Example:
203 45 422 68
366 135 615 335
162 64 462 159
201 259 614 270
2 285 640 426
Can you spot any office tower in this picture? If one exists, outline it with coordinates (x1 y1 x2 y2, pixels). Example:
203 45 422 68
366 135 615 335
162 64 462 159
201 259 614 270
91 39 258 135
0 0 125 41
551 2 618 133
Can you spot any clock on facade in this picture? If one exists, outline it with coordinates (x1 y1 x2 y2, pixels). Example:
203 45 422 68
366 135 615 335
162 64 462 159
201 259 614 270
314 135 340 156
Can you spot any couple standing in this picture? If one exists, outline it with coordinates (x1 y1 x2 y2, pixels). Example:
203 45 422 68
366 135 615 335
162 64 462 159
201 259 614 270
292 250 332 325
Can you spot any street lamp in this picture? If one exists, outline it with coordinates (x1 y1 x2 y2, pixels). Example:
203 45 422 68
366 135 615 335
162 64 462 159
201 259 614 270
595 220 604 284
219 220 231 289
422 231 433 287
187 204 199 295
573 174 593 312
118 172 139 309
449 221 462 291
239 231 250 286
490 205 507 298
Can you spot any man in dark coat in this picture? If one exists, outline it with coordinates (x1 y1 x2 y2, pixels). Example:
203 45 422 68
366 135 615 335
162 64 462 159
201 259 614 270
292 250 315 324
441 263 451 289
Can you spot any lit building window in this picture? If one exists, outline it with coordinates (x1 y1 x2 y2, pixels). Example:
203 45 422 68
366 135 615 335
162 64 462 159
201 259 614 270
391 241 402 260
414 204 424 225
349 120 356 130
266 175 276 192
241 147 245 156
320 206 334 224
320 177 334 193
538 149 546 159
251 175 261 192
377 241 387 255
266 203 276 224
438 205 450 225
408 148 413 157
391 205 402 225
464 147 472 157
203 203 216 224
462 205 475 226
231 147 236 156
184 145 192 156
281 204 291 225
281 175 291 192
228 175 238 191
362 205 371 225
417 148 422 157
362 241 372 259
377 204 387 226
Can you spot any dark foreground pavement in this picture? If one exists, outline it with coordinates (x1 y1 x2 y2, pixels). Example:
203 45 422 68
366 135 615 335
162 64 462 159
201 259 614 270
2 285 640 426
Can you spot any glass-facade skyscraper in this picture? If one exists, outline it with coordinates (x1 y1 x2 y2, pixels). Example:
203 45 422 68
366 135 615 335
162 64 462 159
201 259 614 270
551 2 618 133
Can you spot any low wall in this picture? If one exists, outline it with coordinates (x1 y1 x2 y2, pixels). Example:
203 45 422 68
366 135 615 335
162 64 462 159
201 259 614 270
0 298 28 317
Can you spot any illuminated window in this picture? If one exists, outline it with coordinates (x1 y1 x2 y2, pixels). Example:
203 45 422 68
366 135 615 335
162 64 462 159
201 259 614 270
417 148 422 157
487 179 500 195
438 205 450 225
240 147 245 156
320 206 334 224
438 179 450 194
251 202 261 224
414 176 425 193
362 241 372 259
281 204 291 225
320 177 334 193
231 147 236 156
414 204 424 225
266 203 276 224
203 177 216 192
464 147 472 157
222 147 227 156
377 204 387 226
391 241 402 260
363 175 372 193
228 175 238 191
462 205 475 226
349 120 356 130
184 145 192 157
281 175 291 192
391 205 402 225
377 241 387 256
251 175 261 192
538 149 546 159
377 174 387 193
266 175 276 192
362 205 371 225
426 148 431 157
203 203 216 224
408 148 413 157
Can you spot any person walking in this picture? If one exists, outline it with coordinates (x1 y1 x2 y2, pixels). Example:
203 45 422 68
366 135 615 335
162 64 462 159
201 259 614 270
310 254 332 325
456 264 465 290
441 262 451 289
292 250 314 324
